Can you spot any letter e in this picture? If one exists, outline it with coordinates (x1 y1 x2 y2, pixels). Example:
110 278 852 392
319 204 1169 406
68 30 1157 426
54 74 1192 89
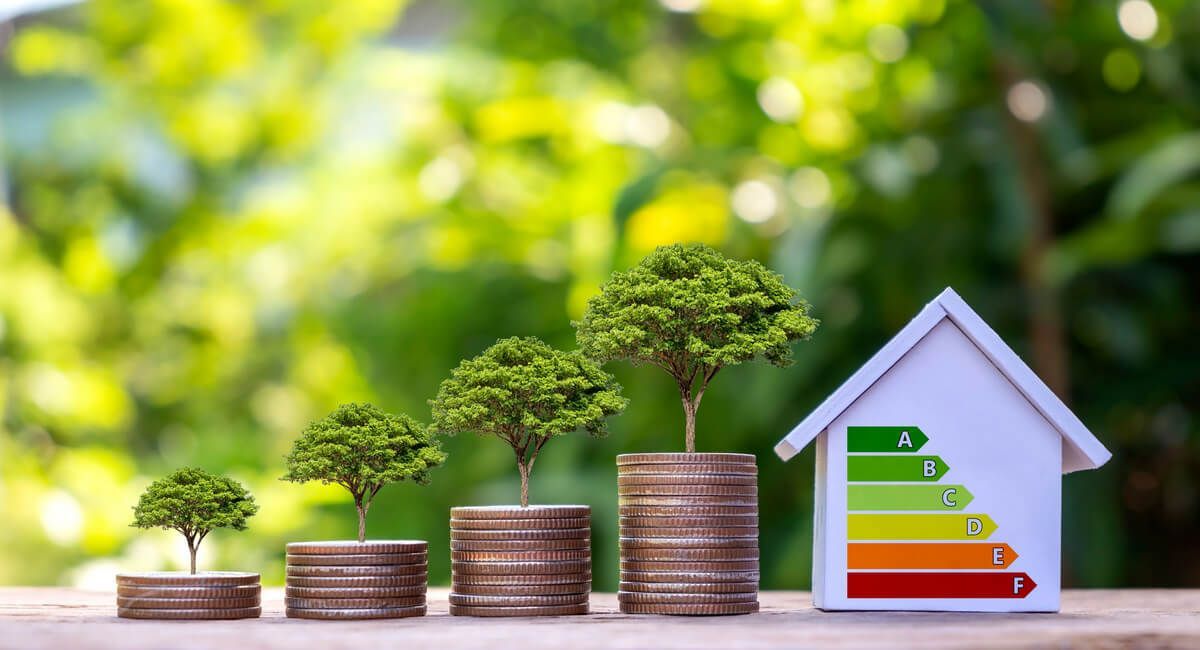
992 546 1004 566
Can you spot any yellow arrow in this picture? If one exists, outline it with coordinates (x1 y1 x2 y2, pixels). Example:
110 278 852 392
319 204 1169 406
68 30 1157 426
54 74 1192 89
847 514 998 540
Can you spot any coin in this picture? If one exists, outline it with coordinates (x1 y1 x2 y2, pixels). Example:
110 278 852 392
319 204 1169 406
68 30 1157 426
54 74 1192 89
619 505 757 517
451 517 590 531
619 496 758 506
285 575 428 588
450 582 590 596
619 527 757 539
620 548 759 562
285 586 426 599
617 453 755 465
619 537 757 549
117 606 261 620
617 464 757 475
285 596 426 609
286 563 427 577
619 571 760 583
285 552 428 566
618 591 757 604
286 540 427 555
452 505 590 519
620 581 758 594
618 601 759 615
451 528 591 541
116 596 259 609
448 603 588 617
116 585 262 598
620 560 758 572
451 572 592 586
286 606 426 620
115 572 260 587
618 474 757 486
618 485 758 497
448 593 588 607
450 550 590 562
451 538 590 551
451 560 590 576
619 516 758 528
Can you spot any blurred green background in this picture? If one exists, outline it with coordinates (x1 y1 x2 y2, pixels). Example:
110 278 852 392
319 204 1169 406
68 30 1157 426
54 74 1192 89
0 0 1197 591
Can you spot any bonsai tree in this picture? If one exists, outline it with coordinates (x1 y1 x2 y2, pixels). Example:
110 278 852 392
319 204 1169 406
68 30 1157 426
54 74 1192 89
430 336 627 507
575 243 818 452
283 402 446 543
131 468 259 574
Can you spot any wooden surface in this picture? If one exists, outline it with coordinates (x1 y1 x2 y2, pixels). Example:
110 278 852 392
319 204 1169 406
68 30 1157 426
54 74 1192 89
1 588 1198 649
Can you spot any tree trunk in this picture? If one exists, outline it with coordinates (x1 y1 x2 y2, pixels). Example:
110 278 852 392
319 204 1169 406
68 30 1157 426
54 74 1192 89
186 537 197 575
682 397 697 453
356 499 367 543
518 462 530 508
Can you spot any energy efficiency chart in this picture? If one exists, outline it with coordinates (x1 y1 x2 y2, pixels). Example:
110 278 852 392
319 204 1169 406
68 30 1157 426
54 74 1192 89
845 426 1037 600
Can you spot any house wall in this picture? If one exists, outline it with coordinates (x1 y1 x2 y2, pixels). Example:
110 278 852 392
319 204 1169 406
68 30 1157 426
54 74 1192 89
814 318 1062 612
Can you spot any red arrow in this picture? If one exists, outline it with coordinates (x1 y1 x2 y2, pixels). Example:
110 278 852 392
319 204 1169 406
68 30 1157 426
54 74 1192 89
848 572 1037 598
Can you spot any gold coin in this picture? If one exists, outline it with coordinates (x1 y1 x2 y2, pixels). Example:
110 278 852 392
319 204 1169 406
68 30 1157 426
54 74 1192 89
619 601 759 615
618 474 757 486
285 606 426 620
450 550 590 562
450 582 590 596
285 540 428 555
617 453 755 465
620 548 759 562
451 528 590 541
117 606 261 620
285 552 427 566
451 505 590 519
451 572 592 586
116 596 259 609
448 593 588 607
619 505 757 517
620 581 758 594
619 526 757 538
617 464 757 476
286 563 427 577
285 575 427 588
285 596 425 609
448 603 588 617
619 496 758 507
619 536 757 549
618 591 757 604
451 538 590 551
285 586 426 599
620 560 758 572
116 585 261 599
620 516 758 528
451 517 590 531
619 570 759 583
451 560 590 576
115 572 259 587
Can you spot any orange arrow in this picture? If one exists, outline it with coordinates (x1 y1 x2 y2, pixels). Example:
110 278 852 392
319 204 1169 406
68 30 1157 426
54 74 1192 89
848 543 1019 570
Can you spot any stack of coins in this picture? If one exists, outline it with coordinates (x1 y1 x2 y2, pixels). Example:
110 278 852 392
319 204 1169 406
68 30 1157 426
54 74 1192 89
617 453 760 615
284 540 428 620
116 572 261 620
449 505 591 617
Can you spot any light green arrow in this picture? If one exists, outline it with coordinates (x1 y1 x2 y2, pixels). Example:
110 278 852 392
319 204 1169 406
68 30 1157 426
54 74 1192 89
847 484 974 511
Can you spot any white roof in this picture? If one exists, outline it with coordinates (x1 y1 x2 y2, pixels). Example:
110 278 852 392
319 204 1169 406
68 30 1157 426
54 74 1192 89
774 287 1111 474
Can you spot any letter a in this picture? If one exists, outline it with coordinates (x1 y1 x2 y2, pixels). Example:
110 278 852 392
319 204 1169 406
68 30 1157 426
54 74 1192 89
922 459 936 477
967 517 983 536
897 430 913 448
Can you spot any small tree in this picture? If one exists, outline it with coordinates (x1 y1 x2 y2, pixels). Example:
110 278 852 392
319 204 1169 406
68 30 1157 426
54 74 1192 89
430 336 627 507
131 468 259 574
283 402 446 543
575 243 818 453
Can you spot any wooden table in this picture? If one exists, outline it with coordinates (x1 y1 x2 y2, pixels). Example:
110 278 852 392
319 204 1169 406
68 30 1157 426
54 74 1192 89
1 588 1197 648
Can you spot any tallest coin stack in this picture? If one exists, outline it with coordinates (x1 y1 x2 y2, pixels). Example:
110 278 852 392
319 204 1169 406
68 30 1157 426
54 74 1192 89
617 453 760 615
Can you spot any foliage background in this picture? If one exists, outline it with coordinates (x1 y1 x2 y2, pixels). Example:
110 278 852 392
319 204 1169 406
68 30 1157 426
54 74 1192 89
0 0 1196 590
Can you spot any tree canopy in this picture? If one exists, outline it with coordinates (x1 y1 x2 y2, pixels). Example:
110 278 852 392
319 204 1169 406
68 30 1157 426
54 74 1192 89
430 336 627 507
131 468 258 574
576 243 818 452
283 402 446 542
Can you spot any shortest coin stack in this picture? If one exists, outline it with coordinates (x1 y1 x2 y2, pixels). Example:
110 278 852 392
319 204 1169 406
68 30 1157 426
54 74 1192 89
450 505 591 617
116 572 261 620
285 540 428 620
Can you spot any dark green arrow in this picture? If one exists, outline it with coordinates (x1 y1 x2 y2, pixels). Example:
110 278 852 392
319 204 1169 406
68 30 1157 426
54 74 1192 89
847 456 950 482
848 426 929 453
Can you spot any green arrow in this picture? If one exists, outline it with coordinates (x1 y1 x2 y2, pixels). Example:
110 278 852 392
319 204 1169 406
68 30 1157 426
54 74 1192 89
847 456 949 482
848 426 929 453
847 484 973 511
